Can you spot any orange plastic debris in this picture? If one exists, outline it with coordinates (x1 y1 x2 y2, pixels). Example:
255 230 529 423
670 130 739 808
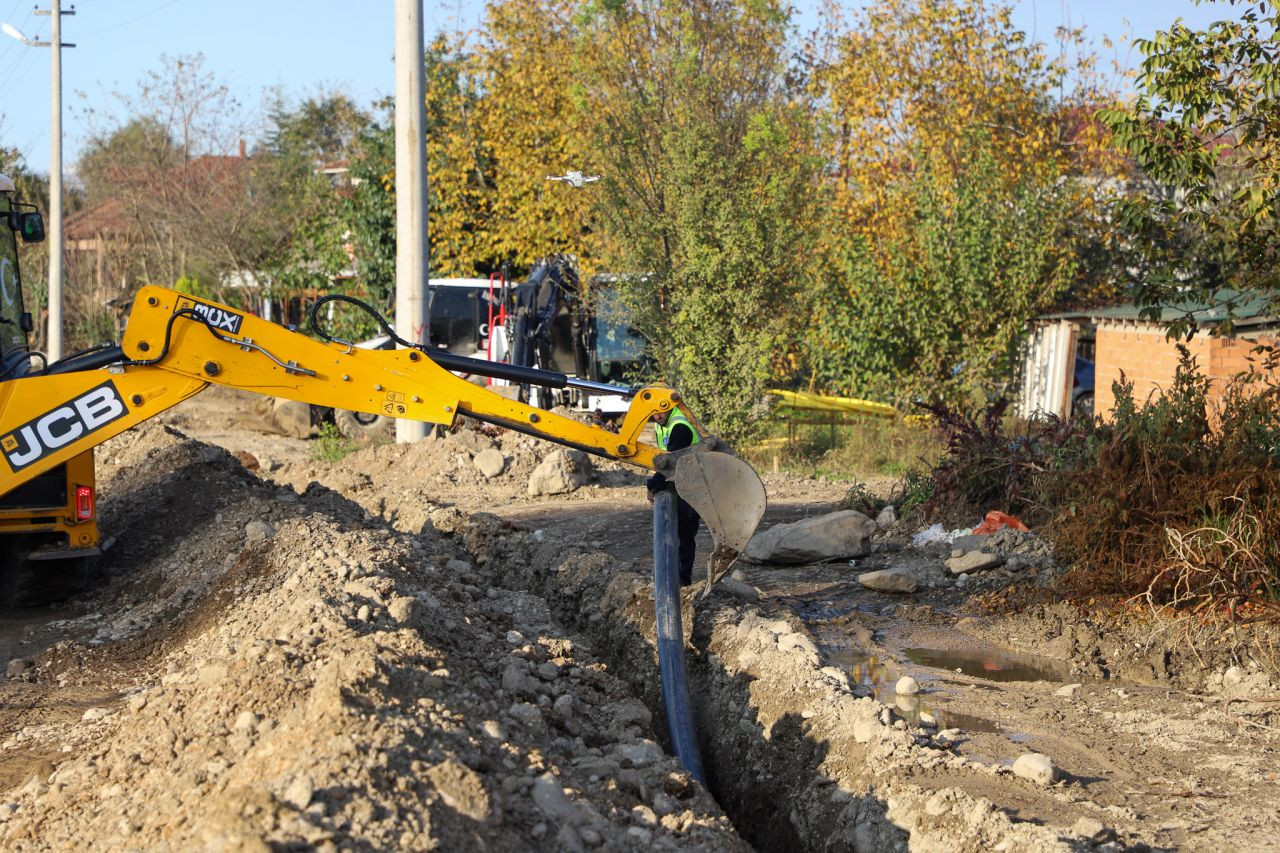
972 511 1029 535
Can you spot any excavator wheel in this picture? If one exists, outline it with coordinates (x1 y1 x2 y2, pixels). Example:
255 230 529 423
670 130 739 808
333 409 396 446
0 535 100 607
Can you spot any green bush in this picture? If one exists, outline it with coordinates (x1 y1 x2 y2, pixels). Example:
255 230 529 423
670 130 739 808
311 423 358 463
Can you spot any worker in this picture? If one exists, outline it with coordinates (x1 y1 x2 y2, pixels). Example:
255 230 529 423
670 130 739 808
646 407 701 586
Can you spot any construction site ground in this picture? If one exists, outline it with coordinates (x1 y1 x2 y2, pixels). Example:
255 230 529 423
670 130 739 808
2 385 1278 851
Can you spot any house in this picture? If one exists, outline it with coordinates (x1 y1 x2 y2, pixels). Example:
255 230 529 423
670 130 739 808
1091 292 1276 415
1019 291 1276 420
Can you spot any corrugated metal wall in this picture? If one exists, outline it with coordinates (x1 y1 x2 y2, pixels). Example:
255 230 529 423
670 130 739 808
1018 320 1076 418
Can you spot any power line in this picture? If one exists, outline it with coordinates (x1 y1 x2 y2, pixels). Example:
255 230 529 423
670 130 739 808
81 0 184 36
0 8 35 82
0 1 26 67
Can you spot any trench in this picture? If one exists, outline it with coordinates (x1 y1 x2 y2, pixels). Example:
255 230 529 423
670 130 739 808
452 513 925 851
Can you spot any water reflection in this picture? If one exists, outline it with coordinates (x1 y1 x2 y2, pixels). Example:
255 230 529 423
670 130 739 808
828 647 1002 733
902 647 1069 683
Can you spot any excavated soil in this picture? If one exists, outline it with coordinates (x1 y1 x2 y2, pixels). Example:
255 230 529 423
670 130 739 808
1 384 1278 851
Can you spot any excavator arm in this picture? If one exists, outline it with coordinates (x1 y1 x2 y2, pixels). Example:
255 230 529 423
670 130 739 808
0 286 766 554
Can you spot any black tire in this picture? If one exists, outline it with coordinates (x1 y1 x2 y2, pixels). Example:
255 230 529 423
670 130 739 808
333 408 395 446
1072 391 1094 421
0 535 98 606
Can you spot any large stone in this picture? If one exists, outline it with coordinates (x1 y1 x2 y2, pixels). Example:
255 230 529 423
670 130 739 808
1011 753 1057 786
744 510 877 564
251 397 312 438
857 567 918 593
946 550 1004 575
426 759 491 821
528 449 593 496
473 448 506 479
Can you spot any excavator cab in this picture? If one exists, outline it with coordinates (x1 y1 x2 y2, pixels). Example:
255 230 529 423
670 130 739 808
0 180 101 603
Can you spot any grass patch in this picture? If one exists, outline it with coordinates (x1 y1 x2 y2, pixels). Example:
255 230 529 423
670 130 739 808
743 415 943 481
311 423 359 463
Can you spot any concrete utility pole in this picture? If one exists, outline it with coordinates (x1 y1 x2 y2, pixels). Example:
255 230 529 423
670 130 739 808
393 0 429 443
4 3 74 361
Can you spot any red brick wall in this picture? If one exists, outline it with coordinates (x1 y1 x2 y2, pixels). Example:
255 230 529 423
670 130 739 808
1094 321 1275 418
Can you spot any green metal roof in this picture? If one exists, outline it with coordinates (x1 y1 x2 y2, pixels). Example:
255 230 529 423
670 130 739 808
1041 289 1276 328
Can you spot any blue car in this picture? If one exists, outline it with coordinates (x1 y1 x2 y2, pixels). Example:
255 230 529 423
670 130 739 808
1072 356 1095 419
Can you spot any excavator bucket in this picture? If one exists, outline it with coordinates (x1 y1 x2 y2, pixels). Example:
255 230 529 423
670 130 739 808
671 449 767 555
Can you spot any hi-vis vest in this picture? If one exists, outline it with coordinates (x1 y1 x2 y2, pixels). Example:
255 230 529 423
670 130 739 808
654 410 700 451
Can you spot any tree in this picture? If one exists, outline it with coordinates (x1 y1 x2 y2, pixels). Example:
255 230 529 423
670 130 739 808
256 93 374 317
0 146 51 349
807 135 1077 401
474 0 594 269
1098 0 1280 338
808 0 1121 401
76 54 263 294
573 0 822 441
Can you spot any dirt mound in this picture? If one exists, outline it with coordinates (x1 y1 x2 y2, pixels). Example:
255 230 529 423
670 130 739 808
0 424 743 850
272 424 645 535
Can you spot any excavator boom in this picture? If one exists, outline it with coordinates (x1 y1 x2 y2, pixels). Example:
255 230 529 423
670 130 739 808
0 286 765 559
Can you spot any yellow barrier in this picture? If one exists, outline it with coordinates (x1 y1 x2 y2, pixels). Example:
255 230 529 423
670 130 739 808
767 389 898 419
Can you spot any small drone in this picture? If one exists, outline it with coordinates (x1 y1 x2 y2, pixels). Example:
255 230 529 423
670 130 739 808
545 171 601 189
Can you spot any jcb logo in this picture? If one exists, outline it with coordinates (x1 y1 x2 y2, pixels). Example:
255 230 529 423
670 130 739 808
175 297 243 334
1 382 128 472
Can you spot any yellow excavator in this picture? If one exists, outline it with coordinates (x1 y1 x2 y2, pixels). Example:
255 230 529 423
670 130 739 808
0 177 766 600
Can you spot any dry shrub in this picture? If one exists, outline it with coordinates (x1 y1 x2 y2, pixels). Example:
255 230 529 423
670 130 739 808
916 398 1086 524
1048 347 1280 612
920 347 1280 614
1151 493 1280 614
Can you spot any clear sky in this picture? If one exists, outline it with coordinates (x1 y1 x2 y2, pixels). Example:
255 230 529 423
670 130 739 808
0 0 1242 176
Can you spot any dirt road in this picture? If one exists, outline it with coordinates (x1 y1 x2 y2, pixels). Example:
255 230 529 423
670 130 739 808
1 386 1277 850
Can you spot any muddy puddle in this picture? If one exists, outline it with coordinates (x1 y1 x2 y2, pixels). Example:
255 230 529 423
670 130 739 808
901 646 1071 682
822 644 1008 734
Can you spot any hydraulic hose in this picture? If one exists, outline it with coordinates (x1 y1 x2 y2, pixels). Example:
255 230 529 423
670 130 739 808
652 488 706 785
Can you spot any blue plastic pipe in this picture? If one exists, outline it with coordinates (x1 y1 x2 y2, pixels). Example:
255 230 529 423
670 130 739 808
652 488 706 784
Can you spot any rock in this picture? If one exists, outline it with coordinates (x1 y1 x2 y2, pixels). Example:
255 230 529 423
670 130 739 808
627 827 653 845
5 659 29 679
506 630 524 645
857 567 918 593
875 505 897 527
232 449 260 471
895 676 920 695
387 596 420 625
1223 665 1246 687
473 448 506 479
1070 817 1111 842
282 773 314 809
946 551 1004 575
426 759 490 821
1054 683 1082 697
744 510 877 564
615 741 664 768
501 661 536 696
715 578 759 602
1012 753 1056 786
253 397 312 438
531 773 580 824
528 449 593 496
233 711 260 732
244 520 276 546
508 702 544 729
778 632 819 657
81 707 111 722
